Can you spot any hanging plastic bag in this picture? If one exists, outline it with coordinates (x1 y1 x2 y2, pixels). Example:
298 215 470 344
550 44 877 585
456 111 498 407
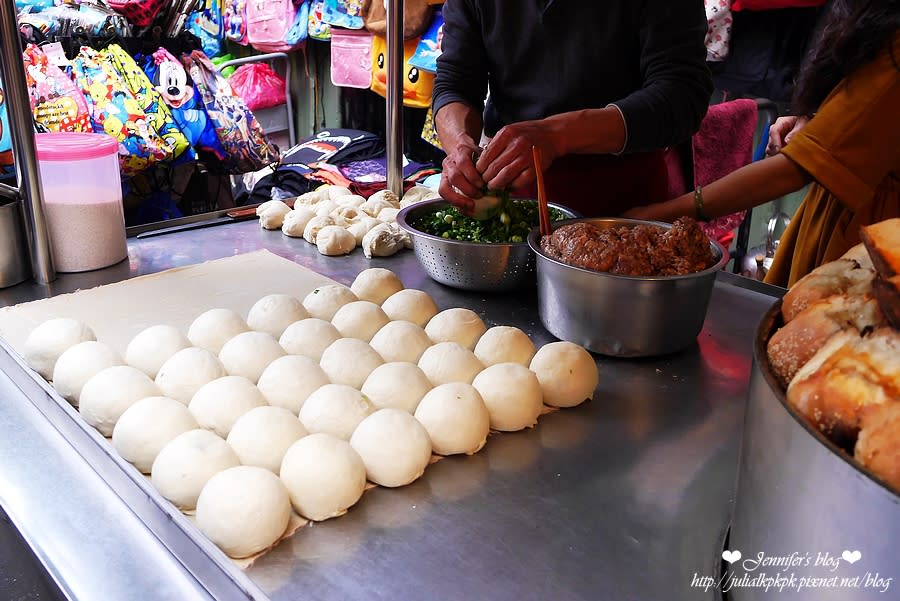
229 63 287 111
22 44 92 133
0 80 14 178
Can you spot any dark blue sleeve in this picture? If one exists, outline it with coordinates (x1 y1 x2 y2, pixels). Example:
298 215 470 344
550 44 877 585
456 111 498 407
431 0 490 118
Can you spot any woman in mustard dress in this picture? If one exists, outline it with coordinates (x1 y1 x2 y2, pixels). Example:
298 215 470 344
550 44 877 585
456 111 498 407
626 0 899 287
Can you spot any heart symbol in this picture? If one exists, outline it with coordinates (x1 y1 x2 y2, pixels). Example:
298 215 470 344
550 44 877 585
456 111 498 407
842 550 862 564
722 550 742 564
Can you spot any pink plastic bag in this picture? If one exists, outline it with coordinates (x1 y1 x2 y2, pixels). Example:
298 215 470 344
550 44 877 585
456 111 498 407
229 63 287 111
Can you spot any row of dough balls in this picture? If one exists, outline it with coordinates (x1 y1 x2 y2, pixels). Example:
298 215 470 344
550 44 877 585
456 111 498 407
256 184 438 258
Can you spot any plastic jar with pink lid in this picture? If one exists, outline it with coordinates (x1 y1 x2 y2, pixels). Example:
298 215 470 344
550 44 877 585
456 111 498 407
35 132 128 272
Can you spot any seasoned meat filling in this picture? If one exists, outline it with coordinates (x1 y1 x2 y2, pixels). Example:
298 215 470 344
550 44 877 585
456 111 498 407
540 218 715 276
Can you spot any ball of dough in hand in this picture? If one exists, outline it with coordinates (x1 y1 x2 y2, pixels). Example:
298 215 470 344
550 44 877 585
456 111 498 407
350 268 404 304
79 365 161 436
350 408 432 487
369 320 432 363
257 355 330 414
279 318 342 361
298 384 374 440
52 340 123 406
113 396 198 473
151 429 240 510
188 309 250 354
247 294 308 338
381 289 438 328
227 406 308 472
280 433 366 521
196 466 292 558
316 225 356 256
474 326 536 367
189 375 268 437
24 317 96 380
414 382 490 455
473 363 543 431
218 331 286 383
330 301 390 342
529 342 598 408
418 342 483 385
319 338 384 389
361 362 432 413
155 347 226 404
125 324 191 378
303 284 358 321
425 308 487 350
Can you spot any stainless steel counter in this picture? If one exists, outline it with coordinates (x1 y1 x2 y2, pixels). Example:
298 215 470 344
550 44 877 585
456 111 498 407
0 219 782 601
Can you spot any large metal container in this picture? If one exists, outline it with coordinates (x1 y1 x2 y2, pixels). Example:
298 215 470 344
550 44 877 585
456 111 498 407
729 302 900 601
527 217 727 357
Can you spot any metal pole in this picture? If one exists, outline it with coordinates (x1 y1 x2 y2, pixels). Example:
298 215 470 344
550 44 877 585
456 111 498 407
0 0 56 284
385 0 404 197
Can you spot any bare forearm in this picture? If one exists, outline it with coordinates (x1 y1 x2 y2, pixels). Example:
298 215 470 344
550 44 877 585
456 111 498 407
435 102 484 154
545 107 627 156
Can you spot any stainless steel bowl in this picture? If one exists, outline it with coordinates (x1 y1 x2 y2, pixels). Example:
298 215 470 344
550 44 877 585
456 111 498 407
527 217 727 357
396 199 578 292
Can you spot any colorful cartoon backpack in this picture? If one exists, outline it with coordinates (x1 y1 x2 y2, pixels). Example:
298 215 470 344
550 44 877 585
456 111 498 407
23 44 92 133
322 0 365 29
223 0 248 45
370 36 434 109
247 0 308 53
307 0 331 41
190 0 225 58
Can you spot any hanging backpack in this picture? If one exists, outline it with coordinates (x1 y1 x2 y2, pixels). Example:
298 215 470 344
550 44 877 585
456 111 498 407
247 0 308 53
223 0 249 45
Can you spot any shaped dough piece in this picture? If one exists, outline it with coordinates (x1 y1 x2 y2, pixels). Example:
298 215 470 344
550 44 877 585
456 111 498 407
314 200 340 218
362 223 405 259
259 202 292 230
362 362 432 413
369 320 432 363
125 324 191 378
155 347 227 404
113 396 198 473
24 317 96 380
324 185 352 200
473 326 536 367
151 429 240 510
381 289 438 327
79 365 161 436
303 284 358 321
189 375 268 437
376 207 400 223
52 341 123 406
361 198 396 218
282 207 317 238
472 362 543 431
331 301 390 342
425 308 487 350
188 309 250 354
303 215 335 244
319 338 384 389
414 382 490 455
196 465 292 558
529 341 598 408
418 341 484 385
332 206 362 222
247 294 308 338
256 199 289 216
350 268 404 304
316 225 356 256
298 384 374 440
336 194 366 208
280 433 366 521
366 189 400 206
227 406 308 472
350 408 432 487
279 318 342 361
400 184 437 206
257 355 330 414
218 331 286 383
347 216 383 245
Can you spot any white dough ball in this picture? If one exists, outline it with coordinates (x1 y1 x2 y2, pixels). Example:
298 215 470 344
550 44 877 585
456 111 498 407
280 433 366 521
361 362 432 413
281 207 317 237
125 324 191 378
279 318 342 361
380 289 438 327
473 326 536 367
52 341 123 405
247 294 308 338
196 466 291 558
151 429 240 510
350 408 432 487
298 384 374 440
414 383 490 455
316 225 356 256
418 342 483 386
79 365 161 436
472 363 543 431
350 268 404 304
227 406 308 472
189 376 268 437
24 317 96 380
218 331 286 383
369 320 432 363
155 347 226 404
425 308 487 350
188 309 250 354
319 338 384 389
257 355 330 414
330 301 390 342
347 216 382 244
112 396 198 473
303 214 335 244
259 201 292 230
529 342 598 408
302 284 358 321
